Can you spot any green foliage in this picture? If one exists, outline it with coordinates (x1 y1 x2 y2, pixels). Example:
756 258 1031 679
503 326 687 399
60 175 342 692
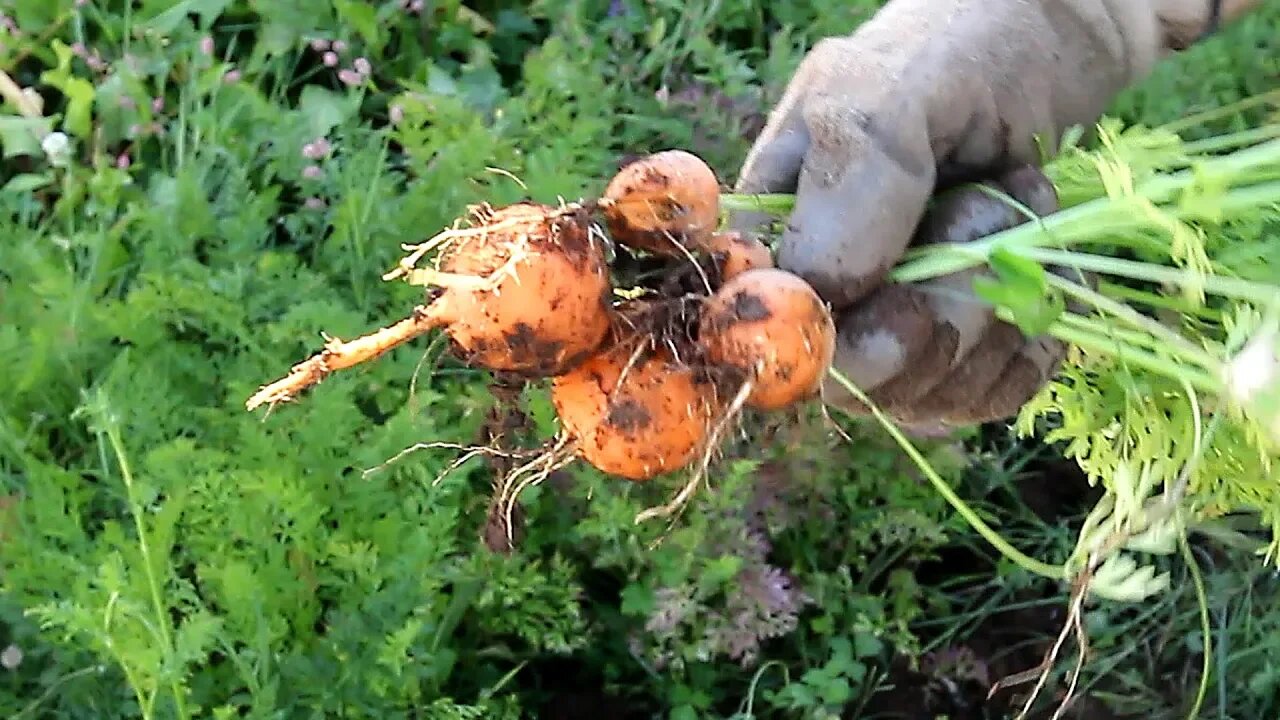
0 1 964 717
0 1 1277 719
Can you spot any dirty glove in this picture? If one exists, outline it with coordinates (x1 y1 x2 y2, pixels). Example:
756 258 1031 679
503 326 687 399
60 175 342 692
731 0 1259 427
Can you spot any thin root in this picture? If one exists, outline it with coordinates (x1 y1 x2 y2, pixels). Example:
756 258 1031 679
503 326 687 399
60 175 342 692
361 441 537 485
634 377 754 529
663 228 713 296
404 267 502 292
991 569 1092 720
382 201 583 282
496 435 578 549
407 333 448 415
1050 604 1089 720
246 304 443 412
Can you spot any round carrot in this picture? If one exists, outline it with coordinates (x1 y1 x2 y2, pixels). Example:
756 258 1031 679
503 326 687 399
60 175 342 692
246 202 614 411
551 342 721 481
421 201 613 376
703 230 774 282
601 149 721 256
697 268 836 411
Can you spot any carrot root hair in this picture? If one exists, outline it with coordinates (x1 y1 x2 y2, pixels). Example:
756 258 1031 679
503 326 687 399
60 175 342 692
634 375 754 530
495 434 579 549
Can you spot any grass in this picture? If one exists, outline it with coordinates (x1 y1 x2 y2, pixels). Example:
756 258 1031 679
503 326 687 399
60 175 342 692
0 1 1277 719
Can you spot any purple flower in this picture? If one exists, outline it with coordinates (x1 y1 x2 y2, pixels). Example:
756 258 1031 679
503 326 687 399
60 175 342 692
304 197 326 210
222 69 241 83
740 566 804 615
353 57 371 75
409 0 424 11
116 153 130 169
302 165 323 180
332 40 347 53
199 36 214 56
310 38 329 52
322 51 338 67
389 104 404 124
644 588 695 637
337 69 362 87
151 97 164 113
302 138 330 159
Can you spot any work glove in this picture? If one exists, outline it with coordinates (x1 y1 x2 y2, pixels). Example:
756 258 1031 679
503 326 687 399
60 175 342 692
731 0 1259 427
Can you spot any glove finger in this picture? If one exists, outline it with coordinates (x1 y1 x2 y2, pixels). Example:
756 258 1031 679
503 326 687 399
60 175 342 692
992 164 1060 219
774 88 937 310
914 163 1061 363
863 167 1058 410
733 88 810 196
820 284 936 413
868 313 960 414
895 322 1028 422
727 64 812 239
942 334 1066 425
903 183 1030 382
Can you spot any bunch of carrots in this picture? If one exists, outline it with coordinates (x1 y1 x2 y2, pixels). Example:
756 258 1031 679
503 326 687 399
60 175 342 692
245 150 836 507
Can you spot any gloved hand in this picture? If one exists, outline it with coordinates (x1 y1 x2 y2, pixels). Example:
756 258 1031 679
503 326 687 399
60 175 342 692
731 0 1259 427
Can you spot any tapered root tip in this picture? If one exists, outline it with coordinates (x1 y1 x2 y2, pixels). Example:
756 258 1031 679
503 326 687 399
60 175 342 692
244 355 334 411
244 304 445 413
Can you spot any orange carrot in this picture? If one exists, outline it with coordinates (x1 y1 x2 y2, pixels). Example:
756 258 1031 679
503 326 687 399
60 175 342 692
247 201 614 411
601 150 721 256
704 230 774 282
697 268 836 411
550 342 721 481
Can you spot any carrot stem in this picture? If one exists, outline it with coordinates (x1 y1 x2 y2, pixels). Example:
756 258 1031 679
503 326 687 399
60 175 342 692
824 368 1068 581
245 303 445 411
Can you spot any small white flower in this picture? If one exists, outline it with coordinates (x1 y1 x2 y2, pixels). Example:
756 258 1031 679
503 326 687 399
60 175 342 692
1225 325 1279 404
41 131 72 167
0 644 21 670
1224 323 1280 443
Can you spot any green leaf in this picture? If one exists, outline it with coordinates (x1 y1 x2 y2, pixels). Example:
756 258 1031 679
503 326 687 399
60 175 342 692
646 17 667 49
699 554 743 590
175 611 223 666
2 172 53 194
334 0 381 49
852 632 881 659
1089 553 1172 603
0 115 53 158
974 252 1067 338
299 85 358 138
820 677 852 706
989 245 1048 291
141 0 233 34
619 583 654 617
809 613 835 636
39 40 96 139
670 705 699 720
